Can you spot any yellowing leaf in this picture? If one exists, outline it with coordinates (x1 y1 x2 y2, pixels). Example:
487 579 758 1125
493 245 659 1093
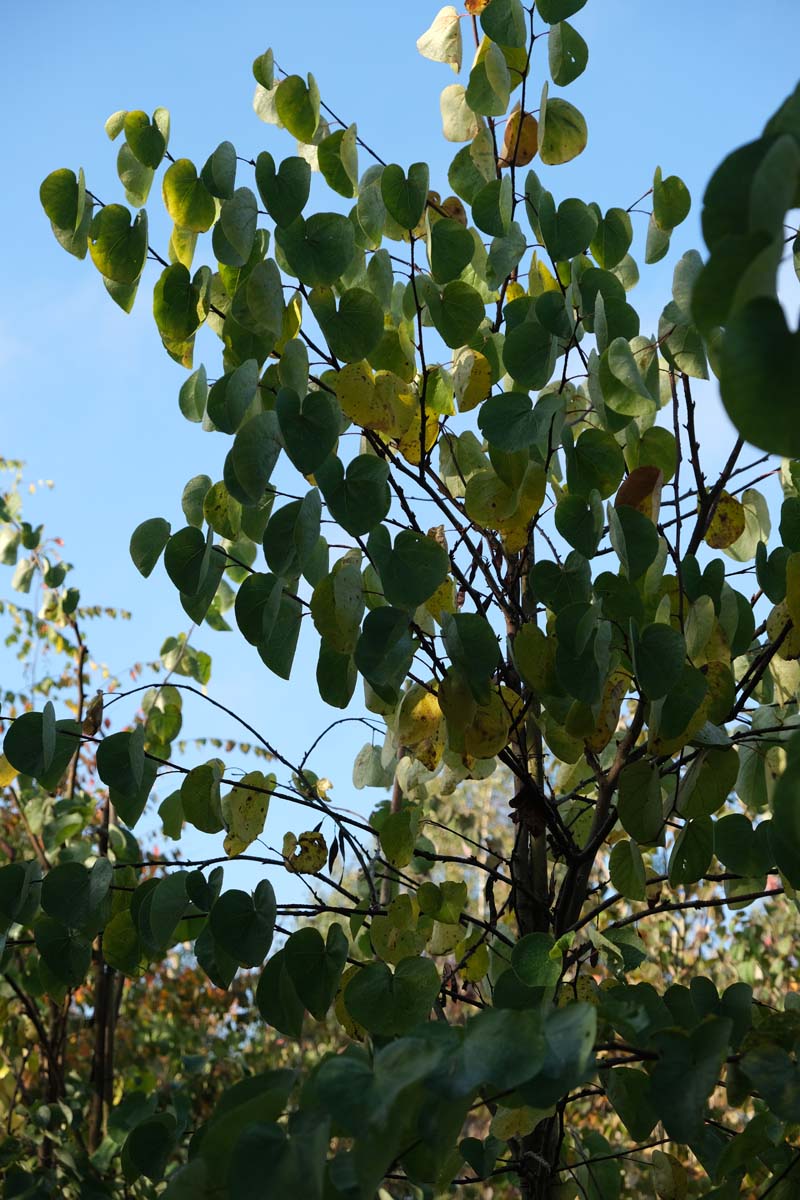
703 491 746 549
505 280 526 302
453 348 492 413
499 107 539 167
786 552 800 629
585 668 631 753
416 6 463 72
528 252 560 296
441 195 468 226
652 1149 688 1200
283 830 327 873
222 770 274 857
334 964 366 1040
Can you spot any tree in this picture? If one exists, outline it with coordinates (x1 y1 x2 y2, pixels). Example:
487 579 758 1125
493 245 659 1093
18 0 800 1193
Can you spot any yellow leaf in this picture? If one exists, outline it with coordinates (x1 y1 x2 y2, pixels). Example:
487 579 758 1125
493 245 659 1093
505 280 526 302
499 107 539 167
283 830 327 873
491 1104 555 1139
462 690 511 758
425 578 457 623
767 599 800 660
395 404 439 465
703 491 746 549
0 755 19 788
222 770 274 857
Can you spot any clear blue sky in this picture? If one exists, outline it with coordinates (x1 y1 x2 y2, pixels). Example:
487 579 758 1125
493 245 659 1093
1 2 798 885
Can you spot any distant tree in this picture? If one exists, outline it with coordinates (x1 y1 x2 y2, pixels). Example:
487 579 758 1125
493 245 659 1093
20 1 800 1195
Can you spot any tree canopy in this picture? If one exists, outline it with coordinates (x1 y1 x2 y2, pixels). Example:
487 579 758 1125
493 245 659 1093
3 1 800 1196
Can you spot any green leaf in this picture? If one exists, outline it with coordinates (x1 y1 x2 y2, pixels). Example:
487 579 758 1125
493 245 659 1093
540 195 597 261
649 1017 732 1141
608 504 659 580
276 388 340 476
122 1114 176 1184
536 0 587 19
163 159 216 232
472 177 512 236
284 924 348 1020
130 518 170 578
315 454 391 537
481 0 527 47
771 730 800 885
201 140 237 199
590 207 633 270
209 881 277 968
164 526 211 595
117 143 153 207
478 392 539 451
181 762 224 835
354 607 417 704
252 49 274 89
230 412 282 503
502 319 557 389
609 840 646 901
538 84 587 165
41 860 113 929
719 298 800 458
605 1069 658 1141
343 956 440 1035
548 21 588 86
40 167 86 231
89 205 147 284
275 73 320 143
318 125 359 199
669 817 714 886
123 110 167 168
256 949 305 1038
466 43 511 117
653 165 691 231
632 623 686 701
441 612 500 703
310 286 384 362
617 760 664 844
35 916 92 986
554 493 602 558
381 163 430 229
255 152 311 228
215 188 258 267
3 713 80 792
429 218 475 283
511 932 561 987
153 263 202 342
369 528 449 610
567 428 625 499
426 280 485 349
276 213 356 286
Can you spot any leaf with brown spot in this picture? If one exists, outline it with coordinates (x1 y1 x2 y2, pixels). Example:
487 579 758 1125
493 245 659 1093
615 466 663 522
704 491 746 549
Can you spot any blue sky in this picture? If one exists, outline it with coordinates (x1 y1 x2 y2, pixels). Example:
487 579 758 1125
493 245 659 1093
1 1 798 887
